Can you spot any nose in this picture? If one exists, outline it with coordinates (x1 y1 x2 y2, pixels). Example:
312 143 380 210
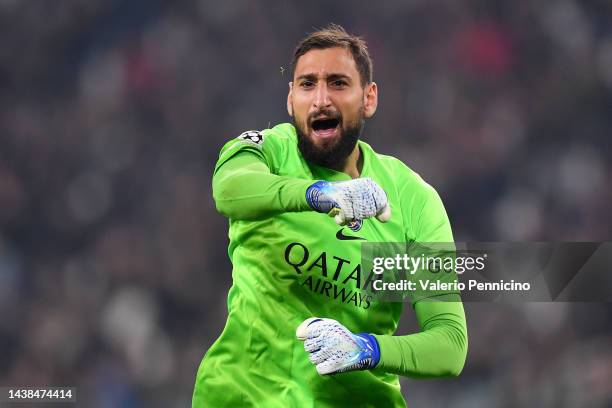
313 82 331 109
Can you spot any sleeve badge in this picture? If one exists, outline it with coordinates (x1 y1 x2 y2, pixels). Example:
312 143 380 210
237 130 264 145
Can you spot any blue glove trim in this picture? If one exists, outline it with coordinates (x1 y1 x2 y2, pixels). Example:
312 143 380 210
306 181 335 213
355 333 381 369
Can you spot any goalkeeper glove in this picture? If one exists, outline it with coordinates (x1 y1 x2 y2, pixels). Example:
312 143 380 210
305 178 392 225
296 317 380 375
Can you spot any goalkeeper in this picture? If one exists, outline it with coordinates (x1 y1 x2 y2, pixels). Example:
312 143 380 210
193 24 467 407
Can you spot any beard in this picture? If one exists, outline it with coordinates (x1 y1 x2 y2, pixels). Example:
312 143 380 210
293 107 365 169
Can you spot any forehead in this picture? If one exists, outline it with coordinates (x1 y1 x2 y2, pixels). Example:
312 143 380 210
293 47 359 79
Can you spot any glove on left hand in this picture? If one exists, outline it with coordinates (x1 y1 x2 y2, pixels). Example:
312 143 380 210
296 317 380 375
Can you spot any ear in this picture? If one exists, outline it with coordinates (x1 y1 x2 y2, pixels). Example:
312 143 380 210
363 82 378 118
287 82 294 117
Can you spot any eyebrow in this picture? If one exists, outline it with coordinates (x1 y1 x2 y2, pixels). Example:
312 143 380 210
295 73 352 82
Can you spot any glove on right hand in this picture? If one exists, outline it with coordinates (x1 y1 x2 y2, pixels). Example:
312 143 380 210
306 178 391 225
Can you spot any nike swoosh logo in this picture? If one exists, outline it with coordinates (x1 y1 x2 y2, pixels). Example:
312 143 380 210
336 229 366 241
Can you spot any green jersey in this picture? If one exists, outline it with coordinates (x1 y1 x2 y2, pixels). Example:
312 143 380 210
193 124 467 407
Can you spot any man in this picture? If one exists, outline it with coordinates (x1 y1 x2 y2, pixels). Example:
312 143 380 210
193 24 467 407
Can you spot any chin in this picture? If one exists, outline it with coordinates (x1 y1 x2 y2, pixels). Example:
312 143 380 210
308 132 340 147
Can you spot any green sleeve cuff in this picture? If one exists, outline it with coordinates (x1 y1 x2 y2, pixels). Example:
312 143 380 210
279 178 312 212
372 334 413 374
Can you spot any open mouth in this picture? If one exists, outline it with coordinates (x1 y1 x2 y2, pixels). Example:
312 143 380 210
311 117 340 139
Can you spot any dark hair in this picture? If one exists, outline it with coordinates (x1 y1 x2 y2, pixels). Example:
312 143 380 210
292 24 373 86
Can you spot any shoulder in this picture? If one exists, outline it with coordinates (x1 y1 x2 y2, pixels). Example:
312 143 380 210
221 123 295 150
258 123 298 155
216 123 298 173
363 143 451 240
362 142 438 200
262 123 297 142
229 123 297 152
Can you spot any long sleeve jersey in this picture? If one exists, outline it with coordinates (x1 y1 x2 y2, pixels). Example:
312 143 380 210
193 123 467 408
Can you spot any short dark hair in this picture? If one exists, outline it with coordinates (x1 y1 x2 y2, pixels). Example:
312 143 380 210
292 24 373 86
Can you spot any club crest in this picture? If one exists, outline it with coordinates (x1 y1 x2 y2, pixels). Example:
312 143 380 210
347 220 363 232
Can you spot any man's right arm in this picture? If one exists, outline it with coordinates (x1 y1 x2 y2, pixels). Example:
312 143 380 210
213 147 391 223
212 151 312 220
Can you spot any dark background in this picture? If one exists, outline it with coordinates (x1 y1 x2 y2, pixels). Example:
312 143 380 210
0 1 611 406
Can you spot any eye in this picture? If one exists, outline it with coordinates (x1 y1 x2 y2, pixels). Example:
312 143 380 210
300 80 314 89
331 79 347 88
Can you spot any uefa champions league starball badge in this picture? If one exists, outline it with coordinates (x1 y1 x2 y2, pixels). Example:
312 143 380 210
237 130 264 145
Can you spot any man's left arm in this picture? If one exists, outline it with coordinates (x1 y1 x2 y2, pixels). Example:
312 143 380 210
374 184 467 377
296 296 467 377
297 184 468 377
374 295 467 377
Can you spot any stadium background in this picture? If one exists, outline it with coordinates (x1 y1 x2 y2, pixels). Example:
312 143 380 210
1 1 611 406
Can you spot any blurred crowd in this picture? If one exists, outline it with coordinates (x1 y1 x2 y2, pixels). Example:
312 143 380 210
0 1 611 407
